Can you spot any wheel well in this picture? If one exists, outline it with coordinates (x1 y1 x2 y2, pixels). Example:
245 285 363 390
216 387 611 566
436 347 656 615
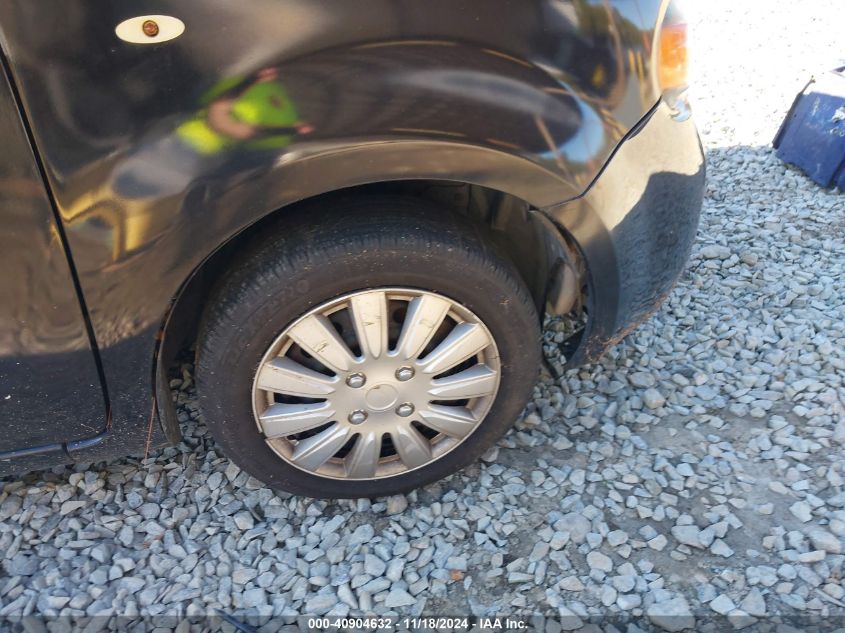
155 180 584 439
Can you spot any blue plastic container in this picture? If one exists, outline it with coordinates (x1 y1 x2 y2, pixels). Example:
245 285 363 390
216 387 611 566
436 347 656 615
774 66 845 190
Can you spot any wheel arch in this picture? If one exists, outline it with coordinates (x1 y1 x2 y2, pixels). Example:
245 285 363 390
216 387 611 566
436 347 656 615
154 176 585 443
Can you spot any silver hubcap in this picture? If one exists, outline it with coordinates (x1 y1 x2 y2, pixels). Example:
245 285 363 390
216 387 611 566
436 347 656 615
251 288 501 480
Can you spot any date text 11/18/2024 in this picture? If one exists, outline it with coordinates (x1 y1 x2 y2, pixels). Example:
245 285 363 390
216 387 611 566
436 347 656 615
307 617 527 630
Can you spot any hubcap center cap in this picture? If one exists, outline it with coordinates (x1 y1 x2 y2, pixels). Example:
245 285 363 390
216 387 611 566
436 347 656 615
364 383 399 410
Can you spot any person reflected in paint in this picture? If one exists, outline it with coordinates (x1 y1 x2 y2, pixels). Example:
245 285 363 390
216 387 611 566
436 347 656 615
114 68 313 200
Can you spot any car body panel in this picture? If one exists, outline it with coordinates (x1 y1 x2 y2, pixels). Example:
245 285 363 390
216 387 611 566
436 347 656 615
0 65 107 459
545 99 705 365
0 0 702 471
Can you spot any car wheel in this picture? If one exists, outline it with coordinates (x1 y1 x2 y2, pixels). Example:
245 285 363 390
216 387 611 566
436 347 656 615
195 197 541 498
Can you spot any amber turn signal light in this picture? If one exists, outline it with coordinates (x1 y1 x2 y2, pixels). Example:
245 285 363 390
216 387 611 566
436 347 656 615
657 0 689 93
658 22 689 92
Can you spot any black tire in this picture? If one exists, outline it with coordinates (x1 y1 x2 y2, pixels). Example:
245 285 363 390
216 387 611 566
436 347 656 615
195 196 541 498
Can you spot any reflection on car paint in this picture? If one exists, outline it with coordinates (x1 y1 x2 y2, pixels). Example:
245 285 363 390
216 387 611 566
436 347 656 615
114 69 313 200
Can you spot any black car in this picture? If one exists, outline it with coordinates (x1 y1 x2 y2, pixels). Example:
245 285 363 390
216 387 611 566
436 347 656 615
0 0 703 498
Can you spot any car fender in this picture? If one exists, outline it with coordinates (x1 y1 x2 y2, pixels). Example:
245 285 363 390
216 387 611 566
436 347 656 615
0 0 665 458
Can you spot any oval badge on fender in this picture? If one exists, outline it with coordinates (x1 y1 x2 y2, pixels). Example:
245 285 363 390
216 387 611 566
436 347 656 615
115 15 185 44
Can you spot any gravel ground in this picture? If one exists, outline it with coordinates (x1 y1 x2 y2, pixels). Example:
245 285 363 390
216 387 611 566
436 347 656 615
2 1 844 630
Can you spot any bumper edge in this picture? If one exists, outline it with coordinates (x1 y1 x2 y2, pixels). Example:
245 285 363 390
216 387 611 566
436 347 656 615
545 98 705 366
